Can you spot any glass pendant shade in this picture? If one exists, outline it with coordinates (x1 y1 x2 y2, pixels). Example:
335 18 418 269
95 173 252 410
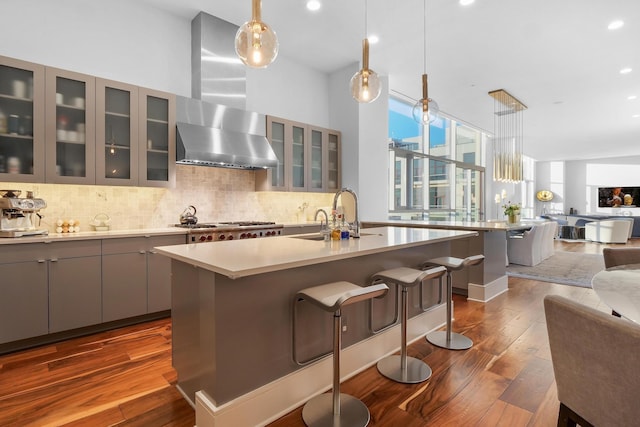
350 39 381 103
412 74 439 124
235 0 279 68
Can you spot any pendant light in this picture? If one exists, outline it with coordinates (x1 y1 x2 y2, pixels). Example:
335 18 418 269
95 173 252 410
412 0 439 124
350 0 381 103
235 0 279 68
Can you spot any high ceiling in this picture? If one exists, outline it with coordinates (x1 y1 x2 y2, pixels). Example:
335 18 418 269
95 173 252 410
141 0 640 162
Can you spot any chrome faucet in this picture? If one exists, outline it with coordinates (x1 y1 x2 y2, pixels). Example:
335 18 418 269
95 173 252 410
314 208 328 229
332 188 360 238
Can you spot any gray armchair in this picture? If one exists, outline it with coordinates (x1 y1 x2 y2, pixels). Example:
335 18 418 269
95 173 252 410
603 247 640 269
544 295 640 427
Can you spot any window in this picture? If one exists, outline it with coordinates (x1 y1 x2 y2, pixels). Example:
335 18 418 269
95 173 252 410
388 94 487 221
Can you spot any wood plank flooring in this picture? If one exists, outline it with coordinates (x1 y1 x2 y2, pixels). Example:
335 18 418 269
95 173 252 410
0 239 636 426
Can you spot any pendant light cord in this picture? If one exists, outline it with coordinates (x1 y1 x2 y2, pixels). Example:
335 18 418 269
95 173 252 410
423 0 427 73
365 0 368 38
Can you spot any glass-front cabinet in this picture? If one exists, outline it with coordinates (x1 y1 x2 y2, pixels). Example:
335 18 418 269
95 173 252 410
96 79 138 186
257 116 341 192
139 88 175 188
0 56 45 182
45 68 95 184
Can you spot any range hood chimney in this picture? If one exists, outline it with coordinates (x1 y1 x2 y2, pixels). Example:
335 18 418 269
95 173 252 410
176 12 277 170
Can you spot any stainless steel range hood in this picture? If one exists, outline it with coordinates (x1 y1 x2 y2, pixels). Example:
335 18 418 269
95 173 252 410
176 12 277 170
176 96 277 169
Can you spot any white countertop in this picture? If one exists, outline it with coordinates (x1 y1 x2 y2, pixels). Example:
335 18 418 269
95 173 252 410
363 219 534 232
0 227 187 245
154 226 477 279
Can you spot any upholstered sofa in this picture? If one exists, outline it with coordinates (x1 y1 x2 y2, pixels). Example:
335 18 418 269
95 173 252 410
584 219 632 243
508 221 557 266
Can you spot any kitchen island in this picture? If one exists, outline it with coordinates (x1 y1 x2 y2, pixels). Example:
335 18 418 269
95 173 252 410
155 226 476 427
363 220 534 302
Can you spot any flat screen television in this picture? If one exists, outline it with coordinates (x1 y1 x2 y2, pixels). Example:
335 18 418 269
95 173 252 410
598 186 640 208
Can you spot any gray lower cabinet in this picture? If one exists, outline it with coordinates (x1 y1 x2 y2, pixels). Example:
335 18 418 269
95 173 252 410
0 261 48 344
147 235 185 312
102 241 148 322
0 240 102 343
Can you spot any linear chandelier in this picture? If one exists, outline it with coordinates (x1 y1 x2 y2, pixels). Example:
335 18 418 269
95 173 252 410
489 89 527 183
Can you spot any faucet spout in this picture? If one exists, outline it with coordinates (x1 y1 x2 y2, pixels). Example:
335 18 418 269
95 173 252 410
332 188 360 238
314 209 329 229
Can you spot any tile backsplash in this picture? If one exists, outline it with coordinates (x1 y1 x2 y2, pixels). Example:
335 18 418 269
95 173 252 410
1 165 334 232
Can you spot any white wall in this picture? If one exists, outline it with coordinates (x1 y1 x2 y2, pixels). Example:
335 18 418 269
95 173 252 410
0 0 191 96
537 156 640 216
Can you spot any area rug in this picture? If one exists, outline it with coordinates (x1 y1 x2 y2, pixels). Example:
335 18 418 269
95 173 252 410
507 251 605 288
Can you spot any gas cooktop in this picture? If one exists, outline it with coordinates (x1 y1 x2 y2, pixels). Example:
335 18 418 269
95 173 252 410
174 221 277 229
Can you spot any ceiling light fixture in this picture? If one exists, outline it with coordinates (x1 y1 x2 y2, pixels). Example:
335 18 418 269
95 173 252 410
620 67 632 74
633 114 640 118
628 95 638 100
607 20 624 30
350 0 381 103
235 0 279 68
412 0 439 124
489 89 527 183
368 34 379 44
459 0 475 6
306 0 321 12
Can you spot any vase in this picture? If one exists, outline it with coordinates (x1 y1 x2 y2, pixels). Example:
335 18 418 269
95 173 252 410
507 213 519 224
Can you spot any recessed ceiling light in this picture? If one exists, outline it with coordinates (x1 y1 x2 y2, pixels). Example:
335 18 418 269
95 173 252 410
628 95 638 100
306 0 321 11
633 114 640 118
620 67 632 74
608 20 624 30
368 34 379 44
459 0 475 5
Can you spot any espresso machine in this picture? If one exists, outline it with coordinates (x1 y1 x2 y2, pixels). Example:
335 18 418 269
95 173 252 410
0 190 48 237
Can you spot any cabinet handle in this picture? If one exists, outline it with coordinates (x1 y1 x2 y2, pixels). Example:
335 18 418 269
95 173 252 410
50 258 59 262
149 250 157 254
139 250 146 254
37 259 46 263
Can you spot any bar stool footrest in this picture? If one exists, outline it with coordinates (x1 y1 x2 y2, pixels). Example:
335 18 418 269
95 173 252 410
302 393 370 427
426 330 473 350
377 355 432 384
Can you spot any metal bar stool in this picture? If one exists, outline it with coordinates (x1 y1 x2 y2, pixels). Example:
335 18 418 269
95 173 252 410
295 281 388 427
421 255 485 350
370 266 446 383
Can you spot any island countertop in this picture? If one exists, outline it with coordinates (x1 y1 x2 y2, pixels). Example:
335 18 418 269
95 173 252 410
363 219 533 232
155 226 476 279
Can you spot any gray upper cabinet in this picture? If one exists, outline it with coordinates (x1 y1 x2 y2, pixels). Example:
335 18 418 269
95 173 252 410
257 116 341 192
45 67 96 184
0 55 46 183
96 79 139 186
138 88 176 188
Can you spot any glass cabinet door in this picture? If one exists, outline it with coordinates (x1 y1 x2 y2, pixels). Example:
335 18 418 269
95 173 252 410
45 68 95 184
96 79 138 186
291 124 306 191
138 88 175 187
327 130 341 191
308 127 324 191
267 118 287 190
0 56 45 182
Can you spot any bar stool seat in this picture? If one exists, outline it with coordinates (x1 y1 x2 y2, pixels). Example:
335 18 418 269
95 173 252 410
371 266 446 384
296 281 388 427
422 255 484 350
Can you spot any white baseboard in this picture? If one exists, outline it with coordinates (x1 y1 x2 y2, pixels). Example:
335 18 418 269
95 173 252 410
193 304 446 427
467 275 509 302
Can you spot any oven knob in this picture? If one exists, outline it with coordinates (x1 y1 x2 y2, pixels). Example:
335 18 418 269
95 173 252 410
207 235 213 241
199 235 207 242
240 233 247 239
252 233 258 238
228 235 234 240
219 235 226 240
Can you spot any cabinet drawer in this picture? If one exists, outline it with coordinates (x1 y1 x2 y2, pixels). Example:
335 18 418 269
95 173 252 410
148 235 186 251
102 237 147 255
0 240 101 264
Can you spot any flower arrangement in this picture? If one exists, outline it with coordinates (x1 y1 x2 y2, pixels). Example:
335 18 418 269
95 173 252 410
503 202 521 216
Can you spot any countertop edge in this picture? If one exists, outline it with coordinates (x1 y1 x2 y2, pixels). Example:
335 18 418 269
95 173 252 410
0 228 187 244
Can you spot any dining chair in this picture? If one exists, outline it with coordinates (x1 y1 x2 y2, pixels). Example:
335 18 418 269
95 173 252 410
544 295 640 427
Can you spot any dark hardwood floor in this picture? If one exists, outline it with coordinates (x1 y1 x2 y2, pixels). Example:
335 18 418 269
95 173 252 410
0 239 636 426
